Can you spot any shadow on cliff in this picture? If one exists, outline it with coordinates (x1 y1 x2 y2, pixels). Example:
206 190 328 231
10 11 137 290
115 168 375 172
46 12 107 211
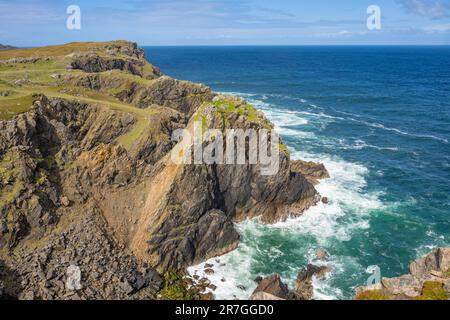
0 259 22 300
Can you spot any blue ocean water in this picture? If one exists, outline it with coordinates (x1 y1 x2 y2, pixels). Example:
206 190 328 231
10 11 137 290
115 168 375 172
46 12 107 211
143 46 450 299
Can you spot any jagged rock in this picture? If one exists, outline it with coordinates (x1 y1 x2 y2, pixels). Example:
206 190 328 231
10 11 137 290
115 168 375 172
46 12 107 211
251 274 291 299
295 264 331 300
205 268 214 275
290 159 330 185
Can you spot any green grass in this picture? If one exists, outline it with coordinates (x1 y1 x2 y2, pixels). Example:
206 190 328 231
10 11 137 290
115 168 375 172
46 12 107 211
205 98 272 129
0 40 133 59
117 116 148 150
0 94 34 120
160 271 200 300
414 281 448 300
444 268 450 278
354 290 392 300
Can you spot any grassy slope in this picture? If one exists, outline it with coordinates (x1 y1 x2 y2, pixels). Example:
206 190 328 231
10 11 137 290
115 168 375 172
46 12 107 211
0 41 161 150
0 41 131 59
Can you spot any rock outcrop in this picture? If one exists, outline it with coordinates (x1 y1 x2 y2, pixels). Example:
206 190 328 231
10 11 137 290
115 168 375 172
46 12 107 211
355 248 450 300
250 264 331 301
0 41 329 299
290 160 330 185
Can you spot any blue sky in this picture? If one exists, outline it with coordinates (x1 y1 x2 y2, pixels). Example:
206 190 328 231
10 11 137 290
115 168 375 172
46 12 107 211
1 0 450 46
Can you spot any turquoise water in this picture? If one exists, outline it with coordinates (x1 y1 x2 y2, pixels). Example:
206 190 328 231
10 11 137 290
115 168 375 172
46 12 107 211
144 46 450 299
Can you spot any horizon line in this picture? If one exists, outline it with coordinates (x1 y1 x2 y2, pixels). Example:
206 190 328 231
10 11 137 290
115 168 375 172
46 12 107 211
9 43 450 49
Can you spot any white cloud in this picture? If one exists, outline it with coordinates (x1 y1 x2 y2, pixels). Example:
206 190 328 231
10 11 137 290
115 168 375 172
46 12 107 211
397 0 450 19
424 22 450 31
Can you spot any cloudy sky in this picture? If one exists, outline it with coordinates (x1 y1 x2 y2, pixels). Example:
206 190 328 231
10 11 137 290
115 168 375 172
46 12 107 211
1 0 450 46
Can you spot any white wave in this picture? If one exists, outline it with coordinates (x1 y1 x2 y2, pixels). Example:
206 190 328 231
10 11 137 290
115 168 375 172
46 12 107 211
222 91 448 144
342 118 449 144
340 139 399 152
273 151 381 243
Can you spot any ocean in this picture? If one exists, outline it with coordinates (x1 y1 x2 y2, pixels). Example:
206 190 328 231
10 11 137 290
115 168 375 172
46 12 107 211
143 46 450 300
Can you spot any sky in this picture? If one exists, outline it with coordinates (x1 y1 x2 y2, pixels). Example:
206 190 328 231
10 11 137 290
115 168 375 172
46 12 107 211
1 0 450 46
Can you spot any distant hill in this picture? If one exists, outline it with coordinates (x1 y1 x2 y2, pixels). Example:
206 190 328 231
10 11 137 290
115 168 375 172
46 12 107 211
0 44 16 51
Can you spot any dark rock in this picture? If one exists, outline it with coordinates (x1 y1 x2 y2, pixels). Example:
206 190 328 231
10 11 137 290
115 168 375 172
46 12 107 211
290 160 330 185
0 281 4 299
119 280 134 295
252 274 290 299
208 284 217 291
295 264 331 300
204 268 214 275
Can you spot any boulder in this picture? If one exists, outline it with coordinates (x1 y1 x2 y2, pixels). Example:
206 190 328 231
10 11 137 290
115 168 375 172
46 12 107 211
315 249 330 261
290 160 330 185
381 275 422 297
60 196 70 207
204 268 214 275
252 274 290 299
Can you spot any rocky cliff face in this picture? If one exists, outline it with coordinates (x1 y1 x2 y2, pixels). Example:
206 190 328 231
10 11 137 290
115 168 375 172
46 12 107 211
0 41 327 299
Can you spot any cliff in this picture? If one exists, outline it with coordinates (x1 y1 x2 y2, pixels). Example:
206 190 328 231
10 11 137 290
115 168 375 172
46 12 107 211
0 41 327 300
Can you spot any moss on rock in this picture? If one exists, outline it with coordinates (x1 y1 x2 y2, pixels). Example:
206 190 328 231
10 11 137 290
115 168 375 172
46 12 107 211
354 290 392 300
414 281 448 300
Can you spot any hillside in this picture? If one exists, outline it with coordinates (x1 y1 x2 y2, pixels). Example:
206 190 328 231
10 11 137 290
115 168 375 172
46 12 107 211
0 44 16 51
